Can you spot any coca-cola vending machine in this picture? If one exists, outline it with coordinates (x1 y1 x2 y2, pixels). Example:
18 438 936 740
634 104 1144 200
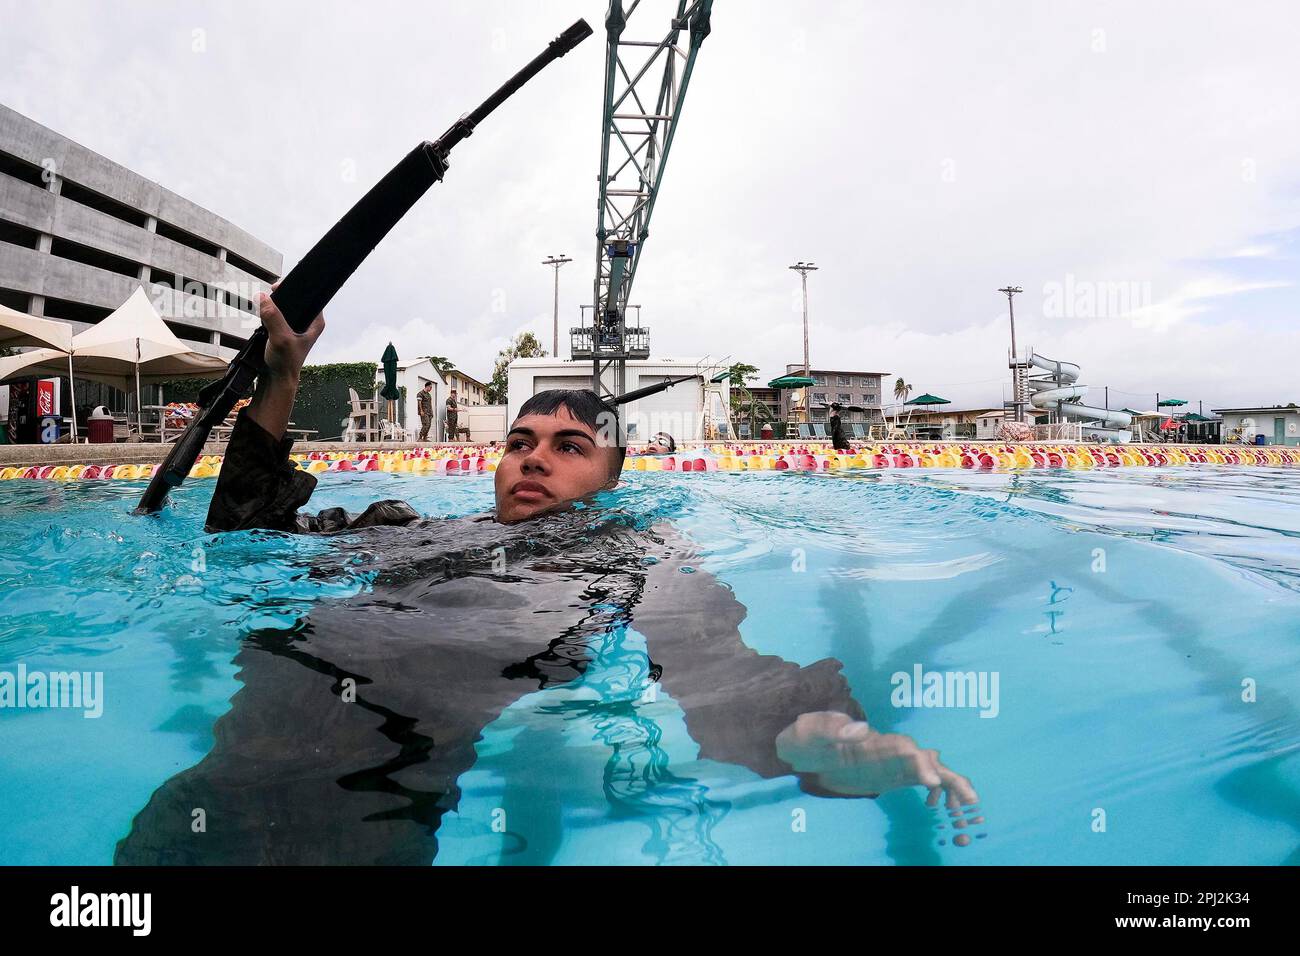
8 378 63 443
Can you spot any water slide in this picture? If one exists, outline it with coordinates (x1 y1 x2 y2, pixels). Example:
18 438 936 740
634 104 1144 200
1027 352 1133 442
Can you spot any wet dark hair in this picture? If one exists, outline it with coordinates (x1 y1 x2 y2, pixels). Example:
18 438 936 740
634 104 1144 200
652 432 677 453
514 389 626 480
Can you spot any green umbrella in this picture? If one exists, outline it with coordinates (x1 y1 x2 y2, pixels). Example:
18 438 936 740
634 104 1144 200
380 342 401 400
904 393 950 405
768 374 816 388
768 375 817 425
1157 397 1187 406
379 343 401 434
1179 412 1212 422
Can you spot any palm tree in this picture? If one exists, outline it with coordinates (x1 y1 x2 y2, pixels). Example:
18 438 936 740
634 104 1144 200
725 363 761 434
892 377 912 427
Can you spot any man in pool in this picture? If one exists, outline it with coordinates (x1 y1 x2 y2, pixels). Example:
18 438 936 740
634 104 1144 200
645 431 677 455
115 294 978 864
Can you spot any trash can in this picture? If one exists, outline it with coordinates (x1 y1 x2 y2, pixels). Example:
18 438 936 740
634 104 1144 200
1254 433 1267 446
760 424 773 439
38 414 63 444
88 406 114 444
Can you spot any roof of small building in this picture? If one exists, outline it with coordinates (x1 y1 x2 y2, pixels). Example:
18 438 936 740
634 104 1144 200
1212 405 1299 414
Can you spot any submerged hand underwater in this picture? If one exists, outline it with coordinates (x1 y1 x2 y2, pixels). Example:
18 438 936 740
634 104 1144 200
115 294 976 864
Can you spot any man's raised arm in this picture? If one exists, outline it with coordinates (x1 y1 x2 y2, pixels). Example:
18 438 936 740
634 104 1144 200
205 293 422 534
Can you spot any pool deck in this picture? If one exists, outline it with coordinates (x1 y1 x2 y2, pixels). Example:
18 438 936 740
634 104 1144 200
0 439 476 469
0 438 1286 471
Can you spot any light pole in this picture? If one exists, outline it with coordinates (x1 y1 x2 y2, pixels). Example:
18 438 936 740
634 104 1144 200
790 261 818 422
542 254 572 357
997 285 1024 422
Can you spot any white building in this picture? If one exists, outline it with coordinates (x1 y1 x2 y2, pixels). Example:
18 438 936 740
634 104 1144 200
376 359 507 442
1212 405 1300 446
507 357 727 442
975 409 1006 440
379 357 440 437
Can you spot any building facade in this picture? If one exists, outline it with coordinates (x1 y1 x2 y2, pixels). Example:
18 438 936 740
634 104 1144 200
902 406 1005 440
507 357 724 442
784 364 889 423
444 368 489 407
0 104 281 358
1212 405 1300 446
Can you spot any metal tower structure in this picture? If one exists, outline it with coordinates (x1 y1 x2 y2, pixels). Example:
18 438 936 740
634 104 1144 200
998 285 1030 423
572 0 714 402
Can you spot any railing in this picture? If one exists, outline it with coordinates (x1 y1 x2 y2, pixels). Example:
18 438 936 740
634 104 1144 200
1032 421 1084 442
569 326 650 358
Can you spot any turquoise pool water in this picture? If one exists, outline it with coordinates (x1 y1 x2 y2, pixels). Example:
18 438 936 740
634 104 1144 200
1 466 1298 865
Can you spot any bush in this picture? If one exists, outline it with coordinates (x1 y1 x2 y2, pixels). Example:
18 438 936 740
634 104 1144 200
158 362 379 440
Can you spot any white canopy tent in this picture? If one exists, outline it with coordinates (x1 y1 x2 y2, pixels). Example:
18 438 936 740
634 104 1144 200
0 304 78 436
0 304 74 352
0 287 228 438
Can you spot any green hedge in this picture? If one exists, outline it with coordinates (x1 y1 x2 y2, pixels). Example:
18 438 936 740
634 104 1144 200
158 362 379 441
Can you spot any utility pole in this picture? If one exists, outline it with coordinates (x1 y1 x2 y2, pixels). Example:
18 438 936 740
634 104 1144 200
997 286 1024 422
790 261 818 422
542 254 572 357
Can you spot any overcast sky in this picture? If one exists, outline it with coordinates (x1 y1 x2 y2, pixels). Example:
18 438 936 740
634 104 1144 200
3 0 1297 410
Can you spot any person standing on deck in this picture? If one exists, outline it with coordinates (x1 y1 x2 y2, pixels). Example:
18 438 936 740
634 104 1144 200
416 382 434 442
445 388 460 442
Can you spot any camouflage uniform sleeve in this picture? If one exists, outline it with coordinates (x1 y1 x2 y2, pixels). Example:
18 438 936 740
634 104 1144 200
634 528 866 781
204 408 421 534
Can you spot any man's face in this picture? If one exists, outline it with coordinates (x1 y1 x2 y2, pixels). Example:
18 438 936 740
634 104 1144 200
494 405 619 523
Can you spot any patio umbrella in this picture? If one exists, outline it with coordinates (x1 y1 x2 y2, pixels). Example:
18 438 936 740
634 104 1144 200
1157 398 1187 407
379 342 401 427
903 392 949 426
904 393 951 406
767 374 816 389
768 375 817 422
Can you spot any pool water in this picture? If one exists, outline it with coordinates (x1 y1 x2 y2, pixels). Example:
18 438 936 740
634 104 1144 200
1 466 1298 865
